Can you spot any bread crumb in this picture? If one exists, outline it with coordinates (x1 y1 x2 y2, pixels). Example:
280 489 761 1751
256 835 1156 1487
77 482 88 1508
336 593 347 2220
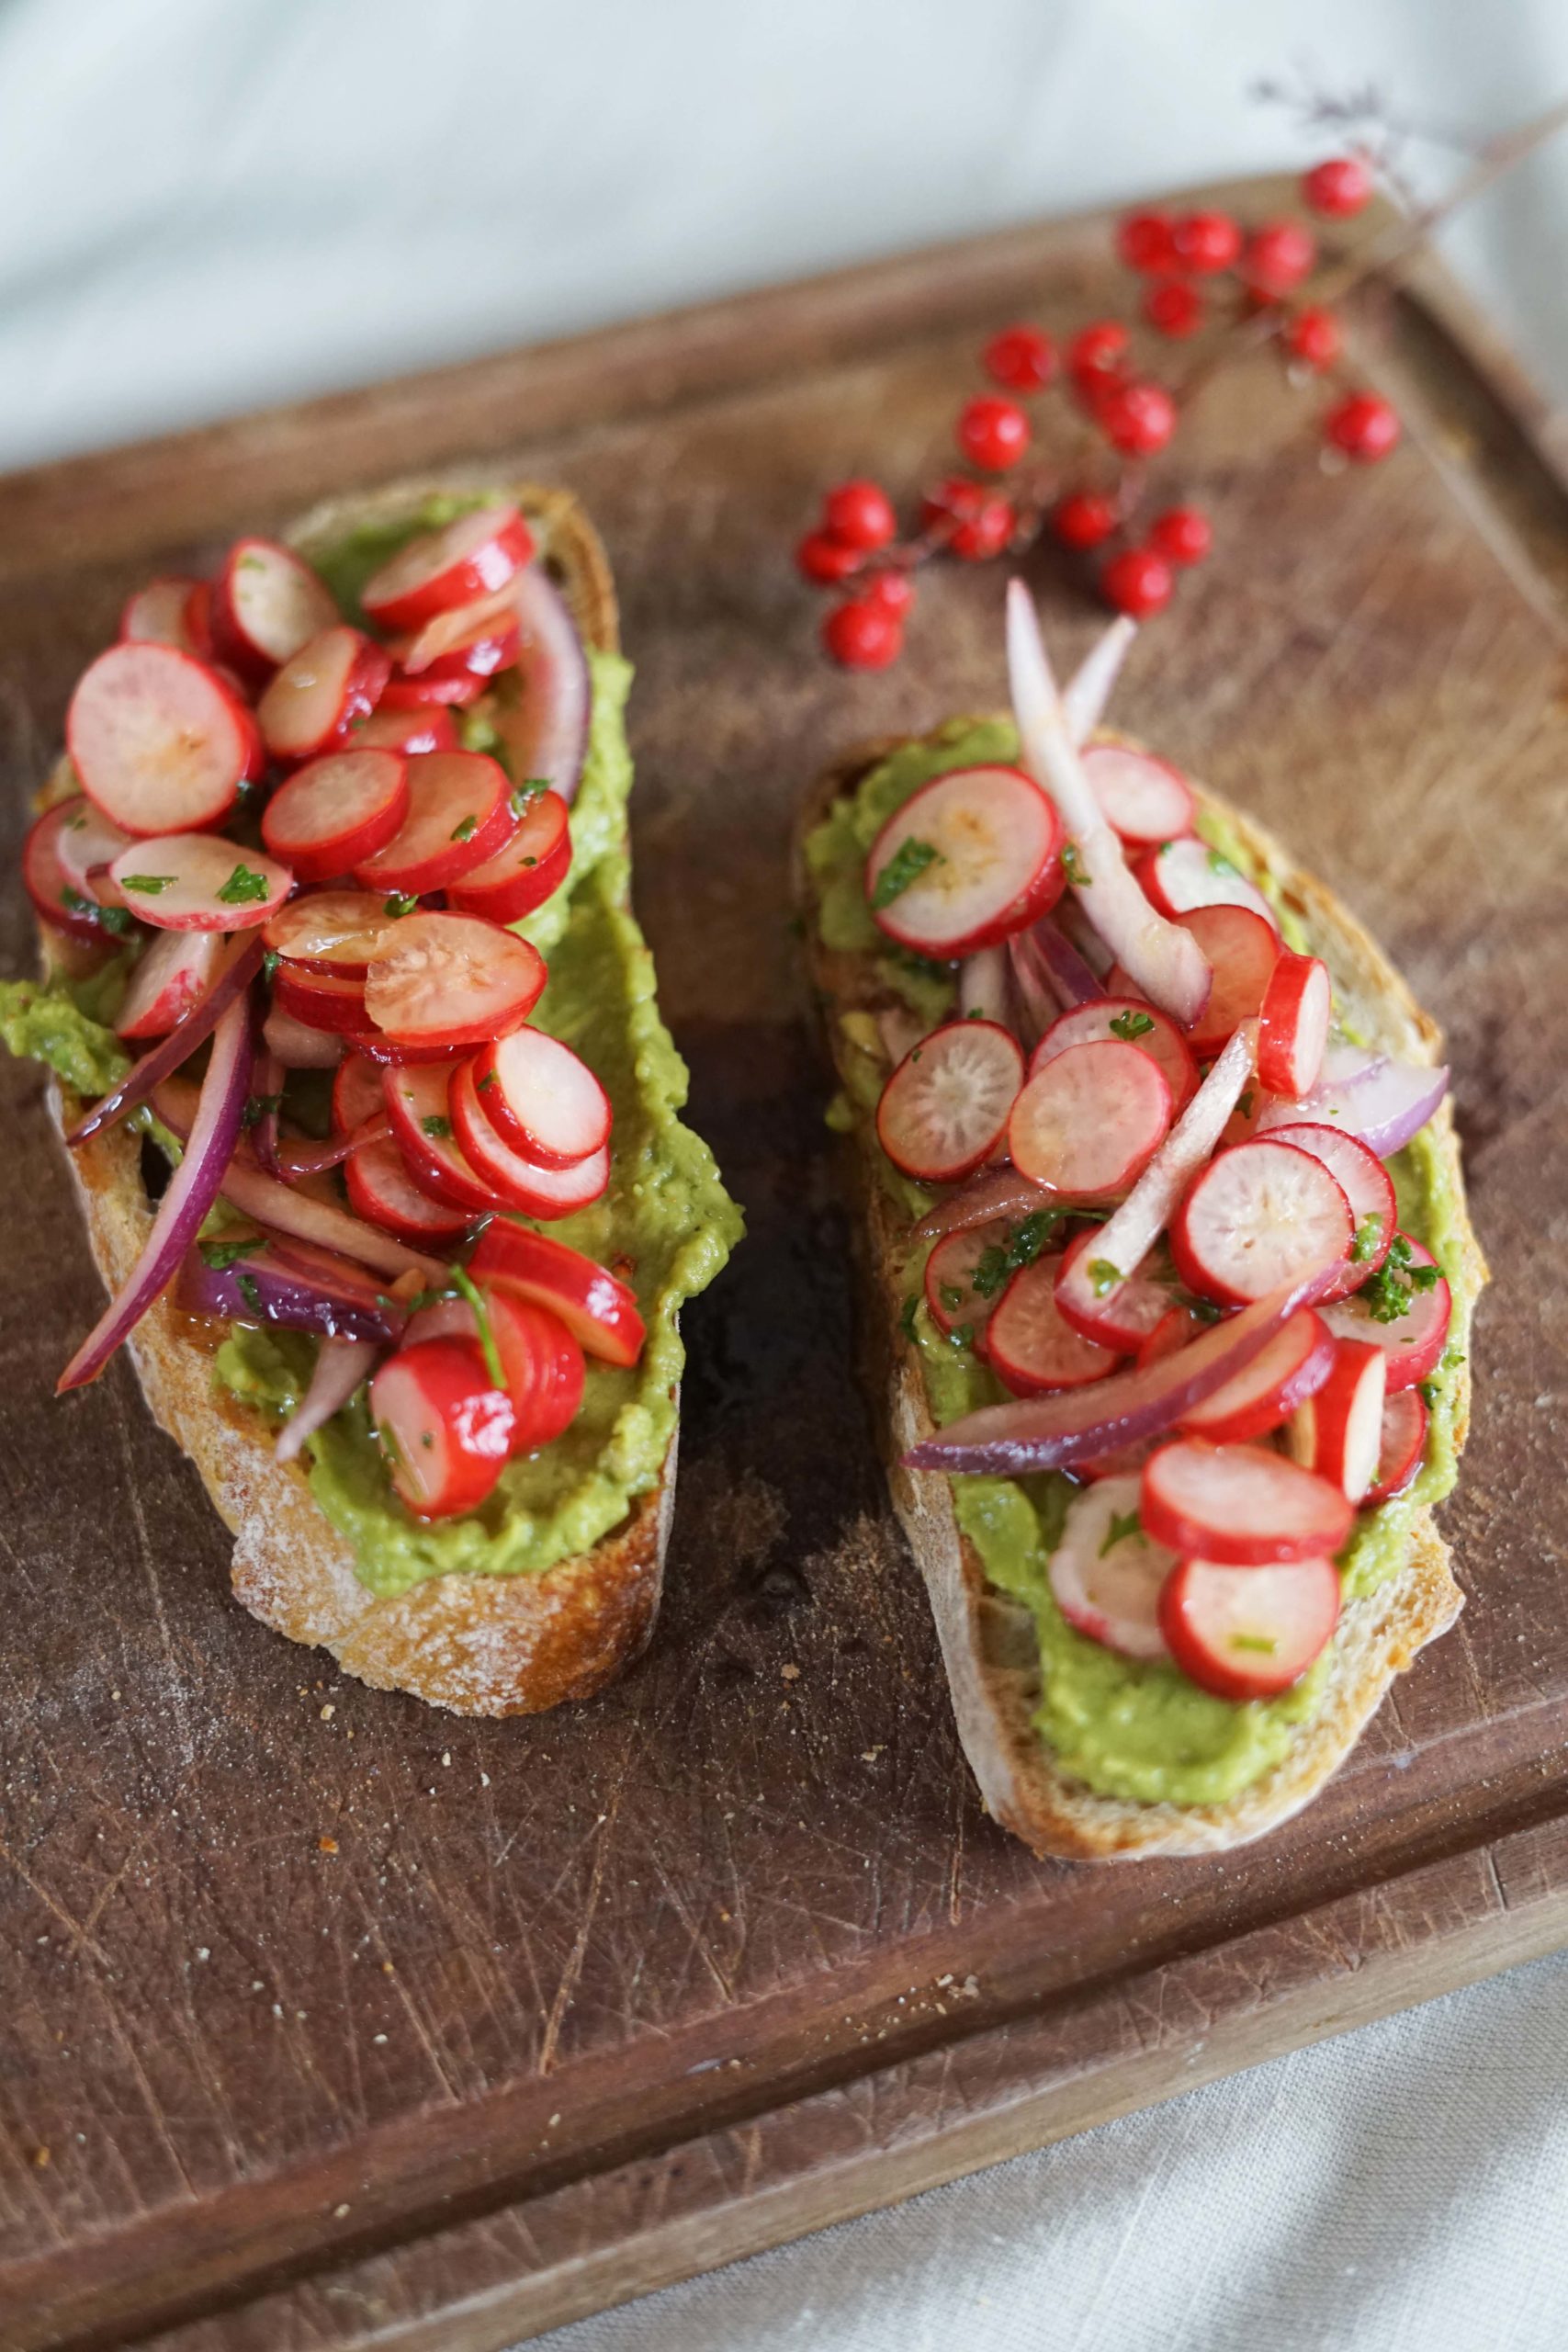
861 1747 884 1761
319 1837 339 1855
781 1663 800 1682
381 1961 395 1975
334 2202 350 2218
32 2147 49 2169
548 2111 561 2127
320 1704 335 1721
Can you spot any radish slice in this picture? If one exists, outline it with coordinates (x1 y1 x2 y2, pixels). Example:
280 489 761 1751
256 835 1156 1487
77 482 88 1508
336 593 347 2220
257 627 390 762
264 890 395 976
468 1222 646 1367
370 1337 515 1519
263 1004 345 1070
108 834 291 932
864 765 1065 956
470 1028 611 1169
1159 1556 1339 1701
361 505 535 633
1365 1385 1428 1506
1028 916 1105 1008
958 944 1010 1025
262 749 410 883
447 786 571 924
1047 1475 1173 1660
348 704 460 756
353 752 514 894
272 963 370 1035
1138 1302 1206 1367
383 1060 503 1216
448 1060 610 1217
1179 1307 1336 1442
1009 1039 1170 1197
344 1028 471 1069
68 644 259 835
115 928 224 1039
388 604 521 683
66 936 264 1144
491 561 592 806
276 1337 380 1466
1055 1227 1171 1351
213 537 339 680
923 1219 1011 1339
1288 1338 1386 1501
1135 836 1280 930
987 1253 1122 1394
400 1291 585 1453
1029 995 1198 1115
120 577 203 651
1321 1235 1451 1390
345 1134 473 1246
276 1117 389 1178
1173 1137 1353 1306
333 1052 389 1134
1006 582 1212 1026
1173 903 1280 1056
55 798 135 895
1080 743 1196 845
1060 616 1136 743
1257 950 1331 1098
378 667 487 712
1256 1122 1395 1297
875 1020 1023 1183
1265 1056 1450 1160
184 582 219 662
1140 1438 1354 1565
910 1165 1056 1244
23 802 130 942
362 912 546 1048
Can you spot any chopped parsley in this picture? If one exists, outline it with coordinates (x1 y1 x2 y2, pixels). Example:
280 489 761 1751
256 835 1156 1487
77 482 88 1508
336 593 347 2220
383 892 419 918
1230 1633 1277 1655
872 837 942 911
60 887 131 935
1061 843 1090 888
509 779 549 817
199 1234 265 1270
899 1293 920 1342
262 948 279 983
449 1263 505 1388
217 861 270 906
1207 848 1241 878
449 813 479 844
476 1070 498 1092
1417 1379 1439 1409
236 1272 263 1316
421 1114 451 1137
241 1092 282 1128
119 873 175 895
1351 1215 1384 1263
970 1208 1061 1299
1236 1090 1255 1120
1088 1258 1122 1298
1098 1507 1142 1557
1109 1009 1155 1041
939 1282 965 1313
947 1322 975 1351
1359 1233 1439 1324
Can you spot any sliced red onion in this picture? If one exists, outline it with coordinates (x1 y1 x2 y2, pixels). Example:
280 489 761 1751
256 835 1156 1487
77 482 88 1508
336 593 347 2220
58 994 254 1391
276 1338 380 1465
249 1044 284 1178
1056 893 1114 978
1030 915 1103 1007
1061 616 1136 745
179 1234 401 1345
1258 1056 1449 1159
493 562 591 806
276 1116 390 1178
911 1163 1050 1243
65 933 264 1147
959 944 1010 1025
1007 929 1059 1046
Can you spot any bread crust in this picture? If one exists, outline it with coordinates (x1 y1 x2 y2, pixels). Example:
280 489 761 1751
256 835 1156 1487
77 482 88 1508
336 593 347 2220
797 730 1488 1858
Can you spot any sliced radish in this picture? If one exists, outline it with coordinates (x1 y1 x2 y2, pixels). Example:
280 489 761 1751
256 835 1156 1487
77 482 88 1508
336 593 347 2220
1288 1338 1386 1501
977 1252 1122 1394
345 1134 472 1246
1009 1040 1170 1198
388 599 521 682
1365 1385 1428 1506
1137 1302 1207 1368
348 704 460 756
383 1060 504 1215
863 765 1065 956
264 1004 345 1069
262 749 409 882
1321 1235 1451 1390
468 1224 645 1367
447 786 571 923
273 962 371 1035
257 627 390 762
1172 1138 1353 1306
54 797 135 893
875 1020 1023 1184
352 752 513 894
1074 1431 1165 1483
1257 1122 1395 1298
1173 904 1280 1057
361 505 535 633
212 537 339 681
183 582 218 662
448 1059 610 1217
265 889 395 977
1029 995 1197 1114
23 803 129 942
1135 836 1280 930
120 577 204 651
369 1337 514 1519
1080 742 1196 845
401 1290 585 1453
332 1053 386 1135
1141 1438 1354 1565
1159 1555 1340 1701
68 644 259 836
342 1027 470 1069
1179 1307 1336 1442
958 945 1010 1024
362 912 545 1049
378 667 487 711
1257 951 1332 1099
1055 1226 1171 1351
922 1219 1011 1340
108 833 291 932
493 561 593 806
115 928 225 1038
469 1027 611 1169
1047 1475 1173 1659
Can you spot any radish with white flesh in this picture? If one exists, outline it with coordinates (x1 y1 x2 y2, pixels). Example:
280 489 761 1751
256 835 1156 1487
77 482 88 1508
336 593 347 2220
875 1020 1022 1183
1179 1307 1336 1442
1138 1302 1206 1367
362 912 546 1049
370 1338 515 1520
69 643 260 835
332 1052 385 1135
958 944 1010 1025
265 890 394 976
262 749 409 882
115 928 224 1039
1258 950 1332 1098
400 1292 585 1453
1047 1476 1173 1660
1060 615 1136 743
379 665 486 712
382 1061 504 1215
912 1163 1057 1244
1288 1338 1386 1501
987 1253 1122 1395
264 1004 345 1069
1135 836 1280 930
1172 1138 1353 1306
54 799 134 895
349 704 459 756
388 603 521 684
1365 1385 1428 1506
361 505 534 633
1009 1040 1171 1198
1258 1122 1395 1296
1080 743 1196 845
1029 995 1198 1114
447 786 570 924
212 537 339 680
1321 1234 1451 1390
271 963 368 1039
864 765 1065 956
1159 1556 1340 1701
468 1223 646 1367
1006 581 1212 1026
23 803 126 942
470 1027 610 1169
448 1060 611 1217
66 936 265 1141
353 751 514 895
491 561 592 806
1141 1438 1354 1565
257 627 390 762
922 1220 1012 1340
1260 1055 1450 1160
120 577 203 651
1173 903 1280 1057
1055 1227 1171 1351
108 834 291 932
345 1134 472 1247
344 1027 471 1069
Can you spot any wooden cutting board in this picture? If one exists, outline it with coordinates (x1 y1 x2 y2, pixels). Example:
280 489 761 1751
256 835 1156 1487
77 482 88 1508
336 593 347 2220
1 174 1565 2352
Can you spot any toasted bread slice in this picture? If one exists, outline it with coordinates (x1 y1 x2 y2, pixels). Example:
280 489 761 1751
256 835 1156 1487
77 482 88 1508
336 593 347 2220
798 731 1488 1859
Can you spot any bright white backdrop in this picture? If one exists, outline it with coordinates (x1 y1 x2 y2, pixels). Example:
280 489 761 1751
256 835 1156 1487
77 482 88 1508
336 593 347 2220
4 2 1565 2346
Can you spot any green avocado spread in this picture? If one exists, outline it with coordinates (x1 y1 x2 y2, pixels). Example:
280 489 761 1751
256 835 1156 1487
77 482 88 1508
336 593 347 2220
805 720 1471 1808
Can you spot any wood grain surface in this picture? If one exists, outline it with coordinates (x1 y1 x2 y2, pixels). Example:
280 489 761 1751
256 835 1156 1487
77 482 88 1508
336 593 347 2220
0 175 1564 2350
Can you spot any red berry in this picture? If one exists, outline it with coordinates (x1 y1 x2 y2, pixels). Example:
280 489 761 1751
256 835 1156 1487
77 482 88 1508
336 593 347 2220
1117 211 1176 273
795 530 861 585
1303 156 1372 218
1098 379 1178 457
919 474 985 530
1067 321 1131 379
1246 220 1317 297
1171 211 1242 274
1284 305 1341 370
1100 546 1174 618
822 479 896 551
949 495 1015 562
956 394 1032 472
822 598 903 669
1052 492 1119 551
1324 391 1401 463
983 324 1056 391
865 570 915 616
1148 506 1212 566
1143 278 1203 338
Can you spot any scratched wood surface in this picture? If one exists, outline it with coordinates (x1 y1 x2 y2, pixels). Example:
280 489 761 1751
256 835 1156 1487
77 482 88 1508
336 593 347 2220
0 175 1565 2352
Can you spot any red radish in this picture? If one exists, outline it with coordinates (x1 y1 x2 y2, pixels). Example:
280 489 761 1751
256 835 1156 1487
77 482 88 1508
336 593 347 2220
115 928 225 1038
959 944 1010 1023
211 537 338 681
263 1003 345 1069
1173 903 1280 1056
53 797 134 894
265 890 394 977
402 1291 585 1453
1029 994 1198 1114
369 1338 515 1519
382 1060 504 1215
361 505 534 633
1257 1121 1395 1296
352 752 513 894
1257 950 1331 1098
988 1253 1122 1393
1009 1040 1170 1197
1179 1307 1336 1442
1048 1475 1173 1658
1365 1385 1428 1506
120 577 204 651
345 1134 471 1246
1172 1137 1353 1306
23 802 127 941
107 833 291 932
468 1222 646 1366
863 766 1065 956
182 582 218 662
1138 1302 1207 1367
1288 1338 1386 1501
273 962 371 1035
447 787 571 923
922 1220 1011 1340
68 643 260 835
348 704 459 756
469 1027 611 1169
257 627 390 762
262 749 409 882
1135 836 1280 930
362 912 546 1049
912 1163 1056 1245
448 1060 610 1216
1159 1555 1340 1699
875 1020 1023 1183
378 667 487 711
388 601 521 682
332 1052 385 1135
1322 1235 1451 1390
342 1027 470 1068
1141 1437 1354 1565
1055 1227 1171 1350
1079 742 1196 844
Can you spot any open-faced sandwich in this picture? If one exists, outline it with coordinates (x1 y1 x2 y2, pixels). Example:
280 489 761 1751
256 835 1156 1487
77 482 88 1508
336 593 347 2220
1 481 741 1714
798 583 1484 1858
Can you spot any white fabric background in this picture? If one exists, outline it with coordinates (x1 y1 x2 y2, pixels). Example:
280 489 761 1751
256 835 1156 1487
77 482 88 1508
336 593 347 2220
2 1 1563 2344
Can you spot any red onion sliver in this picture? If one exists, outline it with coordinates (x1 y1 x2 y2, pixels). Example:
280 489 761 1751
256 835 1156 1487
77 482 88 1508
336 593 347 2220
911 1164 1049 1244
1007 929 1059 1046
1030 916 1103 1007
276 1117 391 1178
65 933 264 1147
959 944 1009 1026
491 562 591 807
1258 1056 1448 1158
249 1044 284 1178
179 1238 400 1346
276 1338 380 1465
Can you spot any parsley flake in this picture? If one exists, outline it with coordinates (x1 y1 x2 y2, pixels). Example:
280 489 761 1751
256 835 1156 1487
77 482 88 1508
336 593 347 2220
1206 848 1241 878
1062 843 1091 888
262 948 280 983
1098 1507 1142 1557
449 1263 506 1388
509 779 549 817
449 813 479 843
872 837 942 911
1351 1216 1384 1263
421 1114 451 1137
899 1293 920 1343
1109 1009 1155 1041
241 1092 282 1129
383 892 419 918
970 1208 1061 1299
119 873 175 895
217 861 270 906
235 1271 263 1316
60 887 131 934
1088 1257 1122 1298
199 1234 265 1270
1230 1633 1277 1655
